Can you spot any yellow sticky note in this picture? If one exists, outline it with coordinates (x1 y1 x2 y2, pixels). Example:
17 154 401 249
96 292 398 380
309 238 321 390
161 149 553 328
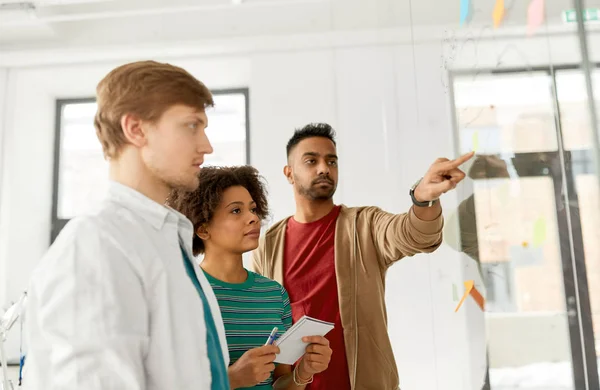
532 216 547 247
493 0 505 28
472 131 479 152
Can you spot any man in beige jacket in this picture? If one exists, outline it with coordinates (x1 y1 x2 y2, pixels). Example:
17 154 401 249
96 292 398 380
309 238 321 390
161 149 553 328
252 123 474 389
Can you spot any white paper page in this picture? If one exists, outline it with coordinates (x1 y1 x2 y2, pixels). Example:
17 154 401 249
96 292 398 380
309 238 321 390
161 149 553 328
274 316 334 365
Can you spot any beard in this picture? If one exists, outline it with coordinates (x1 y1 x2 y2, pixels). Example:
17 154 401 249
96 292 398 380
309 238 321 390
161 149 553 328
296 175 337 201
146 156 200 194
167 173 200 192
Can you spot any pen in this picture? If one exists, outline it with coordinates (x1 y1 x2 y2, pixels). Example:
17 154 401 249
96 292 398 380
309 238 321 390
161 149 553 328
265 327 278 345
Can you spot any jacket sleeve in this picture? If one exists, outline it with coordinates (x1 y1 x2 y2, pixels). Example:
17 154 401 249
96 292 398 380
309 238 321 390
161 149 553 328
367 206 444 269
24 218 148 390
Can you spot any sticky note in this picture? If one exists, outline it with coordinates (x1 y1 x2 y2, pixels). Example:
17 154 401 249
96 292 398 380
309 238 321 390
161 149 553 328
460 0 471 26
453 283 459 301
472 131 479 152
532 216 547 247
527 0 545 36
493 0 505 28
455 280 485 312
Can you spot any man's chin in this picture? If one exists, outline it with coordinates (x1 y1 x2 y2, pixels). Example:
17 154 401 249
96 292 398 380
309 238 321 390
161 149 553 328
186 179 201 192
298 185 336 201
170 177 200 192
310 191 335 201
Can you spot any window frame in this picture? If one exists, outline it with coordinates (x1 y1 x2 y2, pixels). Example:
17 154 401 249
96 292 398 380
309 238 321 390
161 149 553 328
51 97 97 242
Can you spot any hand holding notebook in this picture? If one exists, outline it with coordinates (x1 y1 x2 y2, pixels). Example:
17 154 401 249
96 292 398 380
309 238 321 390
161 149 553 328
273 315 334 364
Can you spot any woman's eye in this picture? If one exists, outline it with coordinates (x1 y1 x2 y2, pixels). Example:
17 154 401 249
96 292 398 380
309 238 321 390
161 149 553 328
250 208 258 214
231 208 241 214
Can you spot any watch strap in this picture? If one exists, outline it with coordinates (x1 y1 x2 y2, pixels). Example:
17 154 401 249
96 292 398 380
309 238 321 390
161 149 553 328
409 178 438 207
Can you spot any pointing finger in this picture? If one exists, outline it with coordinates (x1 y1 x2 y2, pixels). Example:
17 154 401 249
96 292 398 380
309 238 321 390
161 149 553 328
436 152 475 172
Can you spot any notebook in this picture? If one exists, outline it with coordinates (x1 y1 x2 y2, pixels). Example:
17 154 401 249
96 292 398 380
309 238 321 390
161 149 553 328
274 315 334 365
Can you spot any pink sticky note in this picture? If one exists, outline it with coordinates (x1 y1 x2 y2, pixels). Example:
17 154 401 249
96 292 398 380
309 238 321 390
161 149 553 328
527 0 545 36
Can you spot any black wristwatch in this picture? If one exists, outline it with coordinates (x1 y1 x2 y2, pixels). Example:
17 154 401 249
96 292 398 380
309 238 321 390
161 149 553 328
409 178 438 207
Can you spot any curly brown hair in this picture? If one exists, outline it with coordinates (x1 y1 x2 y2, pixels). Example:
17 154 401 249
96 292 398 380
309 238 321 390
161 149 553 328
167 165 269 256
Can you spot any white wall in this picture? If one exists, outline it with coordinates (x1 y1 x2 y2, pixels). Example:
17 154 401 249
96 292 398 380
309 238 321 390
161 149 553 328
0 67 8 307
0 29 599 389
250 50 338 221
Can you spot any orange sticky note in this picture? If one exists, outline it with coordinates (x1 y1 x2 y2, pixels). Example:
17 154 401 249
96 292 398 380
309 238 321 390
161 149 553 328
527 0 545 36
455 280 485 312
493 0 505 28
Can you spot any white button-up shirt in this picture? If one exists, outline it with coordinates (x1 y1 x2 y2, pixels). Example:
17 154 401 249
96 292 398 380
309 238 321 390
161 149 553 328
24 182 229 390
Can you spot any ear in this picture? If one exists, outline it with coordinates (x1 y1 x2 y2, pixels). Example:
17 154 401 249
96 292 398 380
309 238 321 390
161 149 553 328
283 165 294 184
120 113 149 148
196 224 210 240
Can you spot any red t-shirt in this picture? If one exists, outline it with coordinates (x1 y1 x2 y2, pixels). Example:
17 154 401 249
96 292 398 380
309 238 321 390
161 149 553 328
283 205 351 390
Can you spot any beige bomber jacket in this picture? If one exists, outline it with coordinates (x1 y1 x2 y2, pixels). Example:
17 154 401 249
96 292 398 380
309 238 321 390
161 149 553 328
251 205 443 390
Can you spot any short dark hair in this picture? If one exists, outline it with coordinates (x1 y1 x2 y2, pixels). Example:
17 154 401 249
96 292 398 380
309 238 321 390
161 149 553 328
286 123 337 157
167 166 269 256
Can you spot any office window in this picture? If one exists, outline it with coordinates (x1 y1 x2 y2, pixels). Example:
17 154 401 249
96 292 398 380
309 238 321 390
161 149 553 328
51 89 250 242
452 66 600 389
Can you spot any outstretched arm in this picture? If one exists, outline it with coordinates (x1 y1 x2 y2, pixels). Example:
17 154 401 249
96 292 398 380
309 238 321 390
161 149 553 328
371 152 474 268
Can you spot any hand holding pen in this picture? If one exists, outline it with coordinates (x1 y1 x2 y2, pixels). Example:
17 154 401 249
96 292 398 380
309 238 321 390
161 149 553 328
227 327 280 389
265 327 278 346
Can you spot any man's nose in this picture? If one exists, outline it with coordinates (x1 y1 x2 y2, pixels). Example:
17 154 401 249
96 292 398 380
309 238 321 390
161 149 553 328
317 161 330 176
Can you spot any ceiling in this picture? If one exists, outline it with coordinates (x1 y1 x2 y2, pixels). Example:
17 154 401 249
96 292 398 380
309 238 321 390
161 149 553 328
0 0 589 51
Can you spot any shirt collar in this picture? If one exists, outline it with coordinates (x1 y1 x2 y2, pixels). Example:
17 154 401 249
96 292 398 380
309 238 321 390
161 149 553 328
107 181 193 234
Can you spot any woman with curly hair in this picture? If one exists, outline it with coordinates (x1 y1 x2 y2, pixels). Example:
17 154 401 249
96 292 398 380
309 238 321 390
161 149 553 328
168 166 332 390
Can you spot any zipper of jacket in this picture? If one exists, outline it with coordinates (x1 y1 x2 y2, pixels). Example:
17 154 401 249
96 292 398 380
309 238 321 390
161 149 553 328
352 214 358 388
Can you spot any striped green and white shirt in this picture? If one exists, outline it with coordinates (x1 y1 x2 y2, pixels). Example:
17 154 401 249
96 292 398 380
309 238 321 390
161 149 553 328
203 269 293 390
